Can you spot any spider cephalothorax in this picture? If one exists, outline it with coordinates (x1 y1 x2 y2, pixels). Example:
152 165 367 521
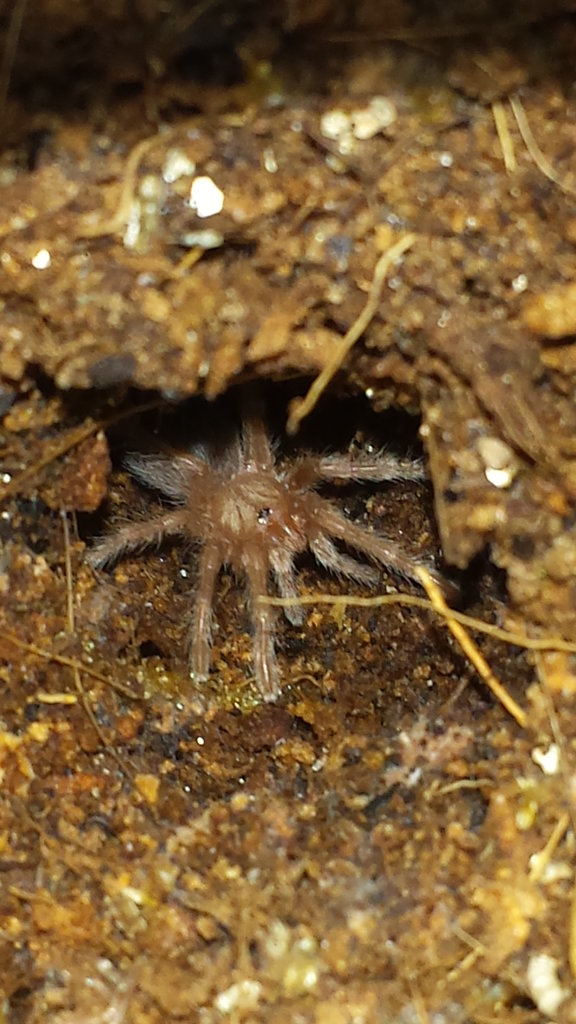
88 389 438 700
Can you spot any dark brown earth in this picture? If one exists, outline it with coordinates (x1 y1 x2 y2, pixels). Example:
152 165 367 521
2 1 576 1021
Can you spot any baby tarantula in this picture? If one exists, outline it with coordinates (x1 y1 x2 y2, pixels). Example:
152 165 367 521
88 388 437 701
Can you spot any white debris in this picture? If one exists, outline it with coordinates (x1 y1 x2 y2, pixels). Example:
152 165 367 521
531 743 560 776
352 96 397 139
214 979 262 1014
320 97 397 152
189 175 224 218
162 148 196 183
181 229 224 249
477 436 518 489
526 954 568 1017
31 248 51 270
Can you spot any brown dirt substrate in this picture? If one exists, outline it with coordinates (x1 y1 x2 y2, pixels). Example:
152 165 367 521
2 3 576 1021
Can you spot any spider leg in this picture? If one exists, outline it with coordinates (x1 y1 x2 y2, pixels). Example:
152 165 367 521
269 548 304 626
242 545 279 701
287 451 424 488
239 386 275 472
310 532 379 585
315 503 435 587
125 453 206 500
87 510 189 568
189 540 222 680
315 450 425 484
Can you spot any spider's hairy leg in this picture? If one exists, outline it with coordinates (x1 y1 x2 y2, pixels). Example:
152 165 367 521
287 451 425 489
87 510 189 568
310 532 380 584
315 503 438 588
269 548 304 626
239 386 274 472
125 453 206 501
242 545 280 700
189 540 222 680
316 450 426 484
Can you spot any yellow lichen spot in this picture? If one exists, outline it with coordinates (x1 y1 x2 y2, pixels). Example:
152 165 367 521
27 722 50 743
134 773 160 805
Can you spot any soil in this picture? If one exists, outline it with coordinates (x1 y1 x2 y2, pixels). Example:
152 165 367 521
2 1 576 1021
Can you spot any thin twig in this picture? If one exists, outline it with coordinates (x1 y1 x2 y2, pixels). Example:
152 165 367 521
529 812 570 885
0 0 27 123
436 778 495 796
324 13 552 43
0 631 139 699
492 99 517 173
0 397 162 506
265 576 531 725
263 590 576 655
62 512 111 738
415 567 526 727
570 874 576 982
510 94 576 196
61 511 131 775
77 133 164 238
286 233 416 434
76 119 199 239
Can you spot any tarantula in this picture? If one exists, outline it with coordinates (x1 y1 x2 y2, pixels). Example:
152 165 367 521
88 388 437 701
